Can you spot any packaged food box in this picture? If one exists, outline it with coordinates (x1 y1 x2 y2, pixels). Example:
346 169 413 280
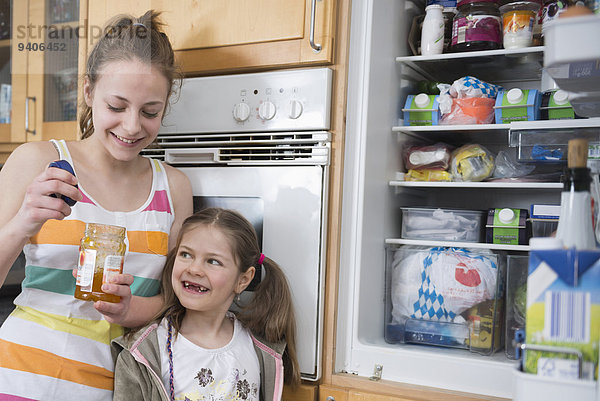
505 254 528 359
540 90 578 120
402 93 440 126
494 88 541 124
385 245 505 355
486 208 531 245
524 248 600 380
401 207 486 242
528 204 560 238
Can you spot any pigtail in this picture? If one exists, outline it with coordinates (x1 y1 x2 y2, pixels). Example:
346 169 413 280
238 257 301 387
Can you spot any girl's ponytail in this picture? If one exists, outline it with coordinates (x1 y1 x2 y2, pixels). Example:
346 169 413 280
238 257 300 387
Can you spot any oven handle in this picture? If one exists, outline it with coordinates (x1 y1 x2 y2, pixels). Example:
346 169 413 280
164 148 222 164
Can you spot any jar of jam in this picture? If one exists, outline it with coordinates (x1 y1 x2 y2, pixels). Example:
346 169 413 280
451 0 503 52
74 223 127 303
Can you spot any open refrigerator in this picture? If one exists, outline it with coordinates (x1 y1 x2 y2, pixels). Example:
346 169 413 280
337 0 600 399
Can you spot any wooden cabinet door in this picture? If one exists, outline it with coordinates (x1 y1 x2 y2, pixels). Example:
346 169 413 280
348 391 417 401
86 0 335 74
11 0 82 144
319 384 348 401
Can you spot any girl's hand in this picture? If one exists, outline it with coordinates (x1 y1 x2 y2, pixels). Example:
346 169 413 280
94 273 135 325
16 165 82 237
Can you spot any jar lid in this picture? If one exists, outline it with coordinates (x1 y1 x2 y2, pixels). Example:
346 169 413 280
498 1 541 13
457 0 497 7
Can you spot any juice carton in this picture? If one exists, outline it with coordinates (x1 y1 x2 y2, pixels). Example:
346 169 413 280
525 248 600 380
402 93 440 126
494 88 541 124
485 208 531 245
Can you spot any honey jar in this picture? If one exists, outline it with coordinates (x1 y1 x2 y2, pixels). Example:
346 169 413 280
74 223 127 303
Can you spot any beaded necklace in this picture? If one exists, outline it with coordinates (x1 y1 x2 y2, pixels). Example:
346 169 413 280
166 319 175 401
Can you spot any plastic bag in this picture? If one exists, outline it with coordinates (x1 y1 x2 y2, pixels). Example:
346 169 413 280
450 144 495 182
438 76 503 125
403 143 453 170
492 150 535 178
405 169 452 182
390 246 499 325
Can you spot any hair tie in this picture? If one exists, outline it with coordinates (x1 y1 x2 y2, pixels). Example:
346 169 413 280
258 253 265 265
132 22 146 28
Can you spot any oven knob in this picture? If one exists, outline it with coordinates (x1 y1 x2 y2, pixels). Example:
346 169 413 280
258 101 276 120
289 100 303 119
232 102 250 122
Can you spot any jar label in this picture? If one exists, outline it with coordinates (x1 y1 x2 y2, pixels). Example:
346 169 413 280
452 15 502 46
102 255 123 285
77 249 96 291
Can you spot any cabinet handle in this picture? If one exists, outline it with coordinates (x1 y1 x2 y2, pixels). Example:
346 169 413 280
309 0 322 52
25 96 36 136
326 397 335 401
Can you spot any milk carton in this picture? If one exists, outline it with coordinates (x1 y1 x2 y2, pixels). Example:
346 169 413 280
494 88 541 124
525 247 600 380
403 93 440 126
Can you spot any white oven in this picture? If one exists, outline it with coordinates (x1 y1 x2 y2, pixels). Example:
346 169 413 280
143 68 332 380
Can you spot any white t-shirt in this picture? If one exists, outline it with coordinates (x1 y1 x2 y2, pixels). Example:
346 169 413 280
157 315 261 401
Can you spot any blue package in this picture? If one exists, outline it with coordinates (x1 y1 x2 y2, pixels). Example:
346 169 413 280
531 145 564 161
48 160 78 207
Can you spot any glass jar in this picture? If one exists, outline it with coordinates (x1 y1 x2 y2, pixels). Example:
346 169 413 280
451 0 503 52
74 223 127 303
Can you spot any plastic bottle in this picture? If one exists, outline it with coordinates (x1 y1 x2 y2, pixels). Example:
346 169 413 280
74 223 127 303
421 4 446 55
555 138 598 249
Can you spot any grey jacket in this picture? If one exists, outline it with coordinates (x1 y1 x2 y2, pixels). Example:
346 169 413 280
111 322 287 401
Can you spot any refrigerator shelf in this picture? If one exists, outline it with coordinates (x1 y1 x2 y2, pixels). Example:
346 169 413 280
385 238 530 251
396 47 545 84
389 181 562 189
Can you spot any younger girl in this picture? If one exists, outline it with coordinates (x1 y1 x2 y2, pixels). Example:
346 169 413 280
112 208 300 401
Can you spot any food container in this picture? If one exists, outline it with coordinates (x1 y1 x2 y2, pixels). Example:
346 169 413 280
485 208 531 245
528 203 560 237
494 88 541 123
400 207 486 242
385 245 505 355
402 93 441 126
540 89 579 120
451 0 503 52
499 1 541 49
505 254 528 359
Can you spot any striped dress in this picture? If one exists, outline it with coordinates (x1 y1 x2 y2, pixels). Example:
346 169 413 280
0 139 174 400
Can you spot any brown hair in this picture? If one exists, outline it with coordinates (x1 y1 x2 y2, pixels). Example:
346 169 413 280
152 208 300 386
79 10 180 139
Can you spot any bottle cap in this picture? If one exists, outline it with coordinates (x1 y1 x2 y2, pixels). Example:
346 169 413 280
425 4 444 11
529 237 563 249
498 208 515 224
415 93 431 108
507 88 524 104
553 90 569 105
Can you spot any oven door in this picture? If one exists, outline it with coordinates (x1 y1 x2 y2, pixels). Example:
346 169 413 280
178 165 328 380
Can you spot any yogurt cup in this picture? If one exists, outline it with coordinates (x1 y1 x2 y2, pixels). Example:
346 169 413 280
499 1 541 49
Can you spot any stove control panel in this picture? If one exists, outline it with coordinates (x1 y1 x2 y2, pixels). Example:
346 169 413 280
160 68 332 134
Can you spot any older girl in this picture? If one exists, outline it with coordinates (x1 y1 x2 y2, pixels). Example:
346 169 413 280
0 10 193 399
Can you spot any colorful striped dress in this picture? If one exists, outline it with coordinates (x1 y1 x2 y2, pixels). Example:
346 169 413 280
0 139 174 400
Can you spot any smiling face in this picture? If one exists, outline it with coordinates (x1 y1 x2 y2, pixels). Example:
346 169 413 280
83 58 170 161
171 224 255 316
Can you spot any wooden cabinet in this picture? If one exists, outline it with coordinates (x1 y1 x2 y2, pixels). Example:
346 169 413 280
0 0 82 157
85 0 336 75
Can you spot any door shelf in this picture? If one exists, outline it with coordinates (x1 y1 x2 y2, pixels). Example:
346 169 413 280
385 238 530 251
389 181 562 189
396 47 545 83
